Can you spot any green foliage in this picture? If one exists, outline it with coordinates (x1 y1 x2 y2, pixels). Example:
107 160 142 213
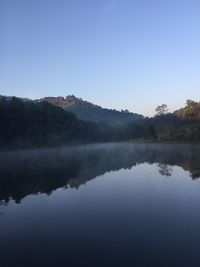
127 106 200 142
176 100 200 120
1 97 200 149
0 97 106 148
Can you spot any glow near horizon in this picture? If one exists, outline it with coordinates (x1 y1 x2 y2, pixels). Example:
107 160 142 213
0 0 200 116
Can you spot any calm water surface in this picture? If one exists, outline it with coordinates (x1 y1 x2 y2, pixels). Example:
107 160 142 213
1 143 200 267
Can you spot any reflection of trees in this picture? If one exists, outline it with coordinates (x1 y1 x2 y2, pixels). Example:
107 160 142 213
0 143 200 203
157 164 173 177
181 162 200 180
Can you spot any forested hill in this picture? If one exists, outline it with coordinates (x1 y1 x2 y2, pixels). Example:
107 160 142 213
0 97 108 149
0 96 200 150
38 95 144 126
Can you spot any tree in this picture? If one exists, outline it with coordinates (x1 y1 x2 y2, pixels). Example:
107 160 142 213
176 100 200 120
155 104 168 116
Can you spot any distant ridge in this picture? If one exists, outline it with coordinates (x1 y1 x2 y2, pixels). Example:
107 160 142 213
0 95 31 102
38 95 144 126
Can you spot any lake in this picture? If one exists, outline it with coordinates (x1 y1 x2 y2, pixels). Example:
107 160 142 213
1 143 200 267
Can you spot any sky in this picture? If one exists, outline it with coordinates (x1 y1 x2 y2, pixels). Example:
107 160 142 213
0 0 200 116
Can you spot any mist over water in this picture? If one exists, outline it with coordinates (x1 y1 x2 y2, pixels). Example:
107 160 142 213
1 143 200 267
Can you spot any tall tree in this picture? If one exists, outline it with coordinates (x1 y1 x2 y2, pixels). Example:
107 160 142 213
155 104 168 116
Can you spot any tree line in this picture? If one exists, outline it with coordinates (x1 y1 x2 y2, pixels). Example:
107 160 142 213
127 100 200 142
0 97 200 149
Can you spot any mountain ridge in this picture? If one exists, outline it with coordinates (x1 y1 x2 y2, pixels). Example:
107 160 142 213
37 95 144 126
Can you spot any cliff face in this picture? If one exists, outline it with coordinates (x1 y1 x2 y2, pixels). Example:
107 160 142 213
39 95 144 126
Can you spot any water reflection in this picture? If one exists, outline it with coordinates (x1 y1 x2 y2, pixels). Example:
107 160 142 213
157 163 173 177
0 143 200 203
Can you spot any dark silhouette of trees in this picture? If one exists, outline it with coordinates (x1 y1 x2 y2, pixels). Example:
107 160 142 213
126 100 200 142
155 104 168 116
1 97 200 150
0 97 109 148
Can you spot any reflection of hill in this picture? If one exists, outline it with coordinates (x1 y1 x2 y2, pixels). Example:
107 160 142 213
0 143 200 203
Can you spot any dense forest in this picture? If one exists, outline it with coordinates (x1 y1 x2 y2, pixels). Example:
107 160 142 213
0 97 103 148
0 97 200 149
0 96 127 148
129 100 200 142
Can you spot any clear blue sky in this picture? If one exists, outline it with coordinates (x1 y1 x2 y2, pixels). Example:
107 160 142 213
1 0 200 116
